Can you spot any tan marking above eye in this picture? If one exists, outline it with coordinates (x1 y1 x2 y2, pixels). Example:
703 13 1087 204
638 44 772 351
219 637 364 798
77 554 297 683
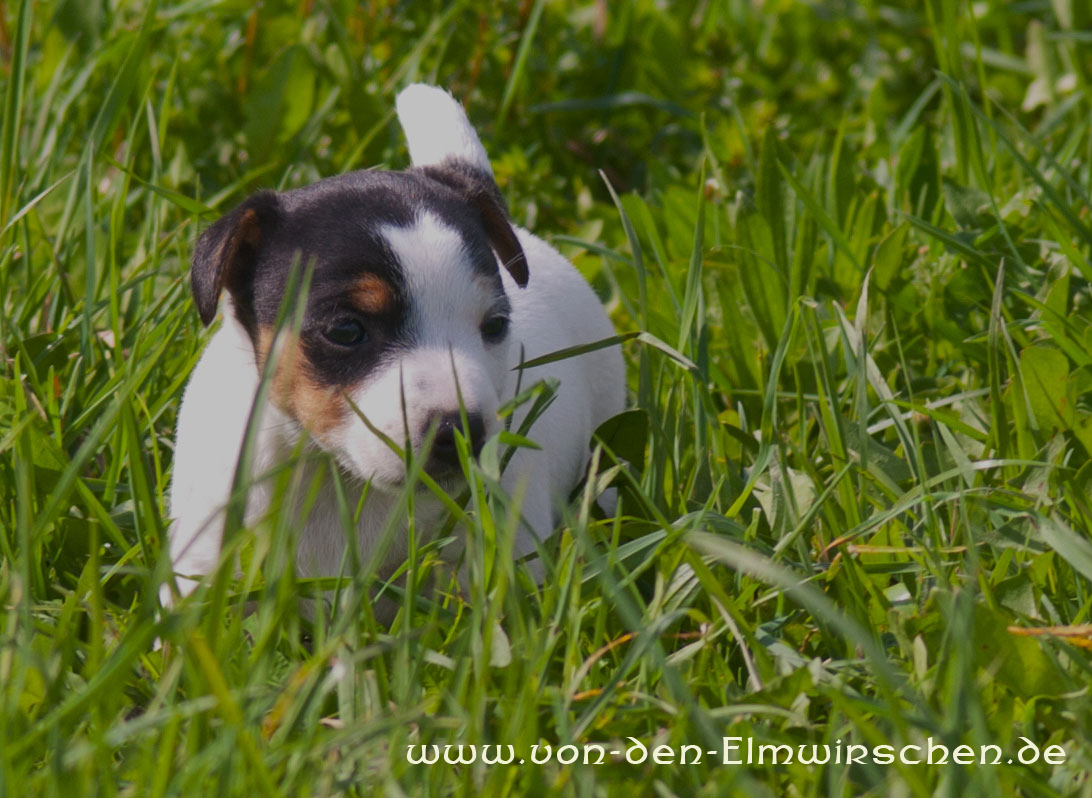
352 273 394 314
255 325 348 437
256 325 275 370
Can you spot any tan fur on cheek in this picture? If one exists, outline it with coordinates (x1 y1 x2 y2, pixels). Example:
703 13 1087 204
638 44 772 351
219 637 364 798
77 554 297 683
352 273 395 314
256 326 349 437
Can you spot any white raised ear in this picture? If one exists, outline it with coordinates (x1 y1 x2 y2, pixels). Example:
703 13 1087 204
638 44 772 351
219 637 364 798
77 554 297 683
396 84 493 175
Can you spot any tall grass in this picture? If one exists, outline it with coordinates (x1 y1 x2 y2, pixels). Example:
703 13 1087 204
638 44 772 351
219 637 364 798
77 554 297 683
2 0 1091 794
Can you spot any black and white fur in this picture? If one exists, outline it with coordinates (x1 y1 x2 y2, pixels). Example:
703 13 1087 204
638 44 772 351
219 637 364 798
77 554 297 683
162 84 624 605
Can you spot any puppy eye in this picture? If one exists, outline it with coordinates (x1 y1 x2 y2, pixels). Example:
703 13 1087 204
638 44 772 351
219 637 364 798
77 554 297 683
480 315 509 341
322 318 368 347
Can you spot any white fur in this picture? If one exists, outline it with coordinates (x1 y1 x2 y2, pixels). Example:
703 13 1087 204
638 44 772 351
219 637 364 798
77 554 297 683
162 85 624 607
396 84 492 174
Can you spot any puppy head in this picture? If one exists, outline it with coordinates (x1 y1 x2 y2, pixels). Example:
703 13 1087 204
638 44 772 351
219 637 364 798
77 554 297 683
191 166 527 489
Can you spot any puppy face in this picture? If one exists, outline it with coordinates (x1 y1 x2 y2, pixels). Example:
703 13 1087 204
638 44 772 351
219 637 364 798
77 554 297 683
192 167 528 489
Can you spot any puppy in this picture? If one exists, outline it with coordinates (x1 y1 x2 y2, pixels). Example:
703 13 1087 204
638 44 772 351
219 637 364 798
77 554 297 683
162 84 625 610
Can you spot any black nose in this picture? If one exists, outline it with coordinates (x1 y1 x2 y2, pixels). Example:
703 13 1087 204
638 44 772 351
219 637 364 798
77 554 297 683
427 412 485 469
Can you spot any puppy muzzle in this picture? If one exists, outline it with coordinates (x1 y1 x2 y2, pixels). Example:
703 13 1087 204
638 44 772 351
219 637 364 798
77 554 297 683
424 411 485 474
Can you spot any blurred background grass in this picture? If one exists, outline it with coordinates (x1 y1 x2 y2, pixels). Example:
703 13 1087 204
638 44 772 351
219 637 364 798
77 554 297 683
2 0 1092 794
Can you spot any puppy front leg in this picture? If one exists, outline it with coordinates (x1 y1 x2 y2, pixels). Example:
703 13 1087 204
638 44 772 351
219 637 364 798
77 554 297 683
160 511 225 605
160 316 263 606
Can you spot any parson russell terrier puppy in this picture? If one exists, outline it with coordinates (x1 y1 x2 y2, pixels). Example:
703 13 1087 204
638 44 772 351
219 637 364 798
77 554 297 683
161 84 625 607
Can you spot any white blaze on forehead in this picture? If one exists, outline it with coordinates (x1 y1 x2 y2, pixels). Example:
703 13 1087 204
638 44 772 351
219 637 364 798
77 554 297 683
380 212 499 344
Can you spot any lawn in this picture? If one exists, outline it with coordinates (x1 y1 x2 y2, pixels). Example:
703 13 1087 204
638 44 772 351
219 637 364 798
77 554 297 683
2 0 1091 795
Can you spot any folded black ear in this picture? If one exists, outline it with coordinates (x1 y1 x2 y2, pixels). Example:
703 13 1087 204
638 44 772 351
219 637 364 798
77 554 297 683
191 191 279 326
420 163 528 288
472 190 528 287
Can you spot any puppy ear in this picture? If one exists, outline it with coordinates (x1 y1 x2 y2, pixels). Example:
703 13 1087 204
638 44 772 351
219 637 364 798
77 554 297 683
191 191 279 326
421 163 529 288
470 188 529 288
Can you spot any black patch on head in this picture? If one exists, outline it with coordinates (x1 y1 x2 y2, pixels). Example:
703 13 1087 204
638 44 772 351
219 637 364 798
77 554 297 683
252 175 414 388
191 168 523 388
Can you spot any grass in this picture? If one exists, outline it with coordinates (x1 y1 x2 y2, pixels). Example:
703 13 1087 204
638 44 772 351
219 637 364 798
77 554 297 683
2 0 1092 794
